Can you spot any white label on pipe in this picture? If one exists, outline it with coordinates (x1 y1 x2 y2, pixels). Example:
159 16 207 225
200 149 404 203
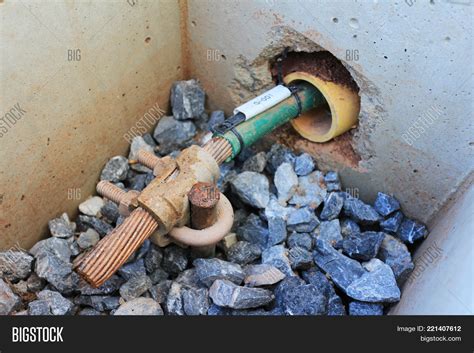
233 85 292 120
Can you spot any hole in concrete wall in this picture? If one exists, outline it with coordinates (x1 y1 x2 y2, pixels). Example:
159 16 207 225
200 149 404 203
227 26 385 171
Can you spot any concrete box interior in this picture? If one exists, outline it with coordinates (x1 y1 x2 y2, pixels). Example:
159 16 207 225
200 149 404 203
0 0 472 314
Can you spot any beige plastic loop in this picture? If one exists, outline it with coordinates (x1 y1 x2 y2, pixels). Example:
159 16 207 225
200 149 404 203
168 193 234 247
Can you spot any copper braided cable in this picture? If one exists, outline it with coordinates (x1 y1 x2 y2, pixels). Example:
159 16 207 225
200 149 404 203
203 137 232 165
75 208 158 287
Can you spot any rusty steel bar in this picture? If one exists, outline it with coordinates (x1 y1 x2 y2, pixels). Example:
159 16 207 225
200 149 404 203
188 182 220 258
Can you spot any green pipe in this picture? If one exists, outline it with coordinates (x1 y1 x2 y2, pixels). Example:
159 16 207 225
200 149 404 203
216 82 326 160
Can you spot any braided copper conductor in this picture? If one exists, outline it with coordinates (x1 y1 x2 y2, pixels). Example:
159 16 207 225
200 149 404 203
74 207 158 287
203 137 233 165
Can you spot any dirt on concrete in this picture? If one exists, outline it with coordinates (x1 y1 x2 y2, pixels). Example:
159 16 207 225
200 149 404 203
271 51 360 92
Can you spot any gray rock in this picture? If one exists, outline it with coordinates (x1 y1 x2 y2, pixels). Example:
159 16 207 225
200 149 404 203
144 245 163 273
68 239 81 256
287 232 313 251
342 231 385 261
193 258 245 287
274 162 298 204
289 171 327 208
175 269 202 288
346 258 401 303
349 301 384 316
340 219 361 237
30 237 71 263
48 213 75 238
313 239 365 293
315 220 343 244
128 136 155 172
207 303 232 316
77 228 100 249
153 116 197 155
100 201 120 224
162 245 188 276
78 197 104 217
209 279 273 309
182 287 209 315
396 218 428 244
28 300 52 315
102 297 121 311
165 282 184 315
264 195 293 220
237 213 269 249
343 197 381 225
0 250 33 281
374 192 400 216
217 161 236 192
242 151 267 173
171 79 205 120
77 215 113 236
301 268 333 297
288 246 313 270
274 277 327 315
320 192 344 221
78 308 101 316
149 280 172 303
0 279 20 315
266 215 287 247
142 133 157 148
119 274 152 301
380 211 403 233
324 171 340 183
149 268 169 285
294 153 315 176
243 264 285 287
74 295 111 312
231 171 270 209
37 289 74 315
328 293 346 315
32 237 77 293
78 275 123 295
114 298 163 315
287 207 319 233
100 156 129 182
377 234 414 285
265 144 296 174
208 110 225 130
118 258 147 280
27 273 46 292
261 245 293 277
226 241 261 265
128 173 147 191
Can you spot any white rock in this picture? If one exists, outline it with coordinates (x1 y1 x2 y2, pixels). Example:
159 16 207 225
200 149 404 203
128 136 154 172
274 162 298 204
79 196 104 217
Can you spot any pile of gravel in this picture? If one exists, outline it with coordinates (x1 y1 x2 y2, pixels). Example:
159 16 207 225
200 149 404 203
0 80 428 316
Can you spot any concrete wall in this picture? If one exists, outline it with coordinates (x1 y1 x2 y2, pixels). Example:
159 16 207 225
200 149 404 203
0 0 184 249
391 175 473 315
186 0 473 226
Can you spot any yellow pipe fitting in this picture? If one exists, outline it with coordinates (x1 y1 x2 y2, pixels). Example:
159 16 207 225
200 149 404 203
283 71 360 142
